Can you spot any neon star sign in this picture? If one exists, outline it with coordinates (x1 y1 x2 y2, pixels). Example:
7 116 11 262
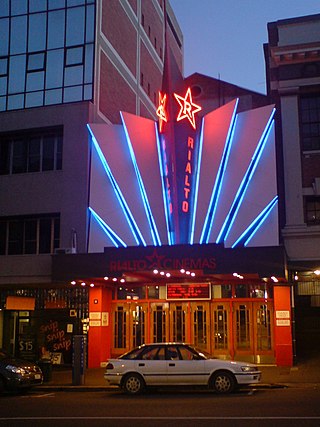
156 92 168 132
174 87 202 130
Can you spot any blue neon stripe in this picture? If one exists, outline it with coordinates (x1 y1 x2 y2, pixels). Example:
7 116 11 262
216 110 275 244
89 207 127 248
190 117 204 244
87 125 146 246
155 123 173 245
200 99 239 244
120 113 161 246
231 196 278 248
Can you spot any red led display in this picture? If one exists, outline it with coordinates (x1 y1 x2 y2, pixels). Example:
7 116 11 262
166 283 211 300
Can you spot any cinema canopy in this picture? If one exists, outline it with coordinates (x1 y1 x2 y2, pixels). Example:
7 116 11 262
53 49 292 368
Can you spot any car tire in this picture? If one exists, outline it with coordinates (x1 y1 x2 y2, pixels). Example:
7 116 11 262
210 371 236 394
122 373 145 395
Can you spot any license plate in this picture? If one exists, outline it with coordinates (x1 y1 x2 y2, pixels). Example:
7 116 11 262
35 374 41 380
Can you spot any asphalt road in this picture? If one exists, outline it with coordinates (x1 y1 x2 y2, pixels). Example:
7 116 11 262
0 386 319 427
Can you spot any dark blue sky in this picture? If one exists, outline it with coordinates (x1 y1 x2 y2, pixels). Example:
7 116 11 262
170 0 320 94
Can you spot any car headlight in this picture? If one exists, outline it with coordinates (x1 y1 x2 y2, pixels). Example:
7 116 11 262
5 365 26 375
241 366 258 373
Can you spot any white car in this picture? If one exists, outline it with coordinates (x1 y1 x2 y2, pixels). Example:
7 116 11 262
104 343 261 394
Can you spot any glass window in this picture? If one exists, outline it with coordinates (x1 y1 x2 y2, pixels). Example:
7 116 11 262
48 10 65 49
0 58 8 76
24 219 37 254
25 91 43 108
0 19 9 55
64 65 83 86
48 0 65 10
45 88 63 105
0 221 6 255
63 85 82 102
26 71 45 91
42 135 55 171
28 13 47 53
147 285 160 299
12 138 27 174
39 218 52 253
46 50 64 89
7 94 24 110
11 0 27 16
0 139 10 174
9 55 26 93
27 53 45 72
10 16 27 54
29 0 47 13
66 7 85 46
212 284 232 298
0 0 9 17
84 44 93 83
8 221 24 255
85 4 95 43
68 0 86 6
83 84 92 100
235 284 249 298
28 137 41 172
116 286 146 300
0 77 7 96
66 46 83 66
300 95 320 151
305 196 320 225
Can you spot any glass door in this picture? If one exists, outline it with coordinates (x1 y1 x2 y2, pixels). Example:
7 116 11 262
150 303 169 343
254 302 275 364
190 302 210 353
169 303 188 343
212 302 231 358
233 302 254 362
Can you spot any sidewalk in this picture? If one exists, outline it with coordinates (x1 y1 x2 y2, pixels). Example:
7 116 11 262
36 355 320 391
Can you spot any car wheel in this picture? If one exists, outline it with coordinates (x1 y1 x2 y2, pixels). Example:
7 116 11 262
122 373 145 395
210 371 236 394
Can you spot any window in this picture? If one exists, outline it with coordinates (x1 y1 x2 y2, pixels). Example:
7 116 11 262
305 196 320 225
300 95 320 151
27 52 46 72
0 127 63 175
0 214 60 255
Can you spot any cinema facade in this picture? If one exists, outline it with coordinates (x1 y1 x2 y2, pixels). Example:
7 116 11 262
52 60 293 367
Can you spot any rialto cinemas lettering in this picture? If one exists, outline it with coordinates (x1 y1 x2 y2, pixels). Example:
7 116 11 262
109 256 216 272
182 136 194 213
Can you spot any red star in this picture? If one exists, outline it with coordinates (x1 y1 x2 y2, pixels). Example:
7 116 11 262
156 92 168 132
174 87 202 129
145 249 166 269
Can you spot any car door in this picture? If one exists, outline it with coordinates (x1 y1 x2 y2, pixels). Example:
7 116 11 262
134 345 167 386
166 345 206 385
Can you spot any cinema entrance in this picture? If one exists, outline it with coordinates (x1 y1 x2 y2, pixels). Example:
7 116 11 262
110 286 275 364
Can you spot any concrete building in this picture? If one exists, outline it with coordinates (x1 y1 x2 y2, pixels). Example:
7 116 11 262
0 0 182 362
264 13 320 358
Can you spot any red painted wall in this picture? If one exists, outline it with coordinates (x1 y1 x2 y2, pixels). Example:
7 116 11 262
273 286 293 366
88 287 113 368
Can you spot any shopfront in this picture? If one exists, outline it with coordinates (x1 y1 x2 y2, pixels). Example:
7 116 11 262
52 243 293 367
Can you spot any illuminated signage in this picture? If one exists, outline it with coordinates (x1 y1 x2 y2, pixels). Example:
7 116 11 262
166 283 211 300
174 87 202 130
182 136 194 213
156 92 168 132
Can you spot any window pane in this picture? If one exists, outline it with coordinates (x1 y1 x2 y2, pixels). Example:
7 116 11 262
0 221 6 254
7 94 24 110
11 0 27 16
0 139 10 174
63 85 82 102
66 47 83 66
26 71 45 91
25 91 43 108
48 10 65 49
0 0 9 17
28 137 41 172
28 13 47 52
9 55 26 93
56 135 63 169
54 218 60 249
45 88 63 105
42 136 55 170
8 221 23 254
27 53 45 72
29 0 47 13
66 7 85 46
85 4 95 43
0 18 9 55
12 139 27 173
46 50 64 89
39 218 51 253
10 16 27 54
24 219 37 254
64 65 83 86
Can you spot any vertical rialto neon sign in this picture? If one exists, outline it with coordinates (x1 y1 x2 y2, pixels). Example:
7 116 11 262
156 88 202 243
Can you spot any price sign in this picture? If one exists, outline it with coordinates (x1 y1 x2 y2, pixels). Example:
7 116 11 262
167 283 211 300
